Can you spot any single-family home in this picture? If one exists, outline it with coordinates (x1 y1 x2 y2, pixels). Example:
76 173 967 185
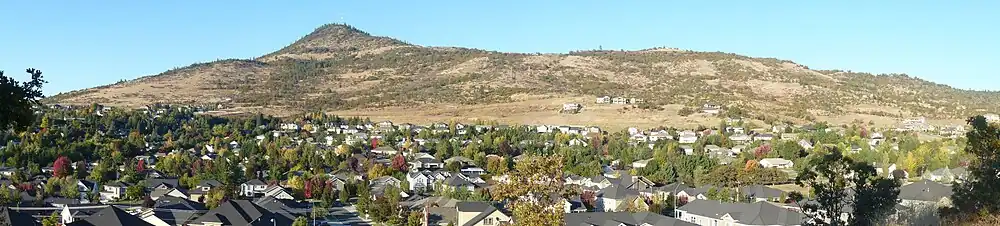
675 200 805 226
99 181 130 202
240 179 268 197
456 202 512 226
410 156 445 170
898 180 953 208
753 133 775 142
679 130 698 144
596 96 612 104
759 158 794 169
189 180 222 203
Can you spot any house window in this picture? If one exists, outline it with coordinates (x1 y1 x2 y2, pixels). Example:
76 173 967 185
484 218 494 225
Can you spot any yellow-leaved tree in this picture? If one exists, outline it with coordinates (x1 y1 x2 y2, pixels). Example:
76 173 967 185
491 154 564 226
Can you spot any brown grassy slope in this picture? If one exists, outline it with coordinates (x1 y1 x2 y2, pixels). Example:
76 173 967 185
47 24 1000 125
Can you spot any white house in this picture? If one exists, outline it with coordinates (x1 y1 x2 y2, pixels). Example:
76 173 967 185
679 130 698 144
240 179 268 197
759 158 794 169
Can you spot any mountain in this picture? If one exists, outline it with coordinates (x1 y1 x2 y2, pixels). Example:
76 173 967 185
48 24 1000 128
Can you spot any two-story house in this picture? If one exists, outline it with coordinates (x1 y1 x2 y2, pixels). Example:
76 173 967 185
240 179 268 197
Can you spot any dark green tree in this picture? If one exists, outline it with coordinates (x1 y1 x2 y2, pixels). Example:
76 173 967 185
0 68 46 131
792 148 900 226
945 116 1000 222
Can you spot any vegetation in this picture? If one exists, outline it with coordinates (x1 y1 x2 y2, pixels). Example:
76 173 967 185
1 68 46 131
46 25 1000 122
792 149 900 226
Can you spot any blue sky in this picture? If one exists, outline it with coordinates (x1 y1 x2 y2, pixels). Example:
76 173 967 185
1 1 998 95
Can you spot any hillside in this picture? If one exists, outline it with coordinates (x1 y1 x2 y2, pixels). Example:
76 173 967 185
48 24 1000 127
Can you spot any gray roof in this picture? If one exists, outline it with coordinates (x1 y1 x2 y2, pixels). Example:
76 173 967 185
66 206 153 226
739 185 786 199
0 207 40 226
154 196 207 210
655 182 694 193
244 179 266 186
600 185 640 200
899 180 953 202
190 200 293 226
443 176 474 187
456 202 504 226
678 200 805 225
198 179 223 188
145 178 180 189
565 212 698 226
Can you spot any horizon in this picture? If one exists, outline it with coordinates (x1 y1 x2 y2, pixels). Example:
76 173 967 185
1 1 998 95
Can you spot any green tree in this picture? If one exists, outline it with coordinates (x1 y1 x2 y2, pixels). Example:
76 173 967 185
792 148 900 225
491 155 564 225
0 68 46 131
41 211 59 226
292 216 308 226
407 211 424 226
125 185 145 200
946 116 1000 222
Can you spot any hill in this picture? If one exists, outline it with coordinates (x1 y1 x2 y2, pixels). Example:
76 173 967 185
47 24 1000 128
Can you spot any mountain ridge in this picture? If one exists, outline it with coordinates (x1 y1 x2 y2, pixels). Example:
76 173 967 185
47 23 1000 126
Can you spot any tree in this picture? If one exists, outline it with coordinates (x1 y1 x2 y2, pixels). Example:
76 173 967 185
53 156 73 178
445 161 461 172
406 211 424 226
0 68 46 131
292 216 308 226
793 149 900 225
41 211 59 226
946 116 1000 222
339 188 351 204
391 154 408 172
125 185 145 200
491 155 564 225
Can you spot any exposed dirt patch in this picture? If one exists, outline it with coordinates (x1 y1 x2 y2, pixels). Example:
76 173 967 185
654 59 717 76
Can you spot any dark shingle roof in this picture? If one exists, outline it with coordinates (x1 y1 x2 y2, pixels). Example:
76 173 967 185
456 202 504 226
154 196 207 210
0 207 41 226
739 185 786 199
677 200 805 225
190 200 293 226
899 180 953 202
565 211 698 226
66 206 153 226
244 179 267 186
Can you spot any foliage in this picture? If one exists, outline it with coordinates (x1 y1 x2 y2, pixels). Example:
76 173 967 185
491 155 564 225
41 212 59 226
125 185 145 200
292 216 308 226
0 68 46 131
945 116 1000 222
53 156 73 178
391 154 408 172
792 149 900 225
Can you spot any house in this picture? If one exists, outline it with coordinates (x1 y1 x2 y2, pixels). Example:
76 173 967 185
898 180 953 208
738 185 786 202
410 156 446 170
240 179 268 197
139 196 207 226
0 206 41 226
676 186 715 202
675 200 805 226
678 130 698 144
680 145 695 155
65 205 153 226
562 103 583 114
759 158 794 169
371 146 399 156
370 176 404 198
456 202 512 226
460 167 487 176
565 212 697 226
923 167 967 183
599 186 644 212
630 133 648 143
189 179 222 202
649 130 673 142
150 187 189 201
444 156 476 166
261 185 294 200
798 139 814 150
729 134 751 143
187 200 293 226
596 96 612 104
441 176 476 192
407 171 432 192
632 158 653 169
568 138 589 147
99 181 130 202
780 133 798 141
612 97 628 105
985 113 1000 122
753 133 774 142
651 182 694 197
146 178 180 191
701 104 722 114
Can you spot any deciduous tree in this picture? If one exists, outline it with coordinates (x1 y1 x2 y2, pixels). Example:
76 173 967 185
793 148 900 225
491 155 564 225
0 68 46 131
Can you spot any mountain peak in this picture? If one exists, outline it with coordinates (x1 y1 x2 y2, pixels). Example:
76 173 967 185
264 24 409 59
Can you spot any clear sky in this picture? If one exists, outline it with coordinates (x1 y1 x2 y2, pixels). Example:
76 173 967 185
2 1 998 95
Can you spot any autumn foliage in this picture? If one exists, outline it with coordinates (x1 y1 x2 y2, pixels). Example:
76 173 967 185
53 156 73 178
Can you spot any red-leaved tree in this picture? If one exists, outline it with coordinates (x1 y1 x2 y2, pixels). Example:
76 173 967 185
53 156 73 178
391 154 408 172
304 181 313 199
754 145 772 159
137 159 146 172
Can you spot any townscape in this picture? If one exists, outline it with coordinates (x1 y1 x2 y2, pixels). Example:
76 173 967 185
0 101 995 226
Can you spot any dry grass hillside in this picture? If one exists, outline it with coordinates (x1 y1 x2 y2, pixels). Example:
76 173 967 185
47 24 1000 127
